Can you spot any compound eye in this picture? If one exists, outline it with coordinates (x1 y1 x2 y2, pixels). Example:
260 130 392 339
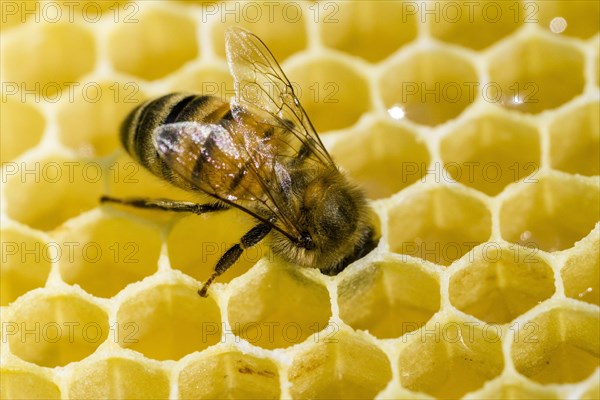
317 190 358 238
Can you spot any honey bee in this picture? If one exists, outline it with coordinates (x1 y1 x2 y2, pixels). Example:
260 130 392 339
101 27 377 297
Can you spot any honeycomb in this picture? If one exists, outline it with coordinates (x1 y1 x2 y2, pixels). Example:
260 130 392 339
1 1 599 398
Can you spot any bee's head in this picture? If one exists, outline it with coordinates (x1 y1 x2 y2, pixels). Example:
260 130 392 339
271 169 373 272
298 171 368 258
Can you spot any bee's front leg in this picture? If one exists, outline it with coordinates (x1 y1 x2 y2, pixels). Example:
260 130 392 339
198 222 272 297
100 196 228 215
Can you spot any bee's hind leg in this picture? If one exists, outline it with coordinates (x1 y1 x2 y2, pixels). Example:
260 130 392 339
198 222 272 297
100 196 228 215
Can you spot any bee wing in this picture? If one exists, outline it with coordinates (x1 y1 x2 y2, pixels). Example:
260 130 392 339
225 26 334 166
153 121 303 239
154 121 242 198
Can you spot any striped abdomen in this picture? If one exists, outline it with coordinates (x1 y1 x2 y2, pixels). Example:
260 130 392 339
120 93 234 191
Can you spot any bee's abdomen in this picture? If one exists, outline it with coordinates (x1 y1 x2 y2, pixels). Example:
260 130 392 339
120 93 231 190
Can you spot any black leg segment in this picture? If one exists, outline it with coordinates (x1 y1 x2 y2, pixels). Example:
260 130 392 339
240 223 273 248
198 222 272 297
100 196 228 215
